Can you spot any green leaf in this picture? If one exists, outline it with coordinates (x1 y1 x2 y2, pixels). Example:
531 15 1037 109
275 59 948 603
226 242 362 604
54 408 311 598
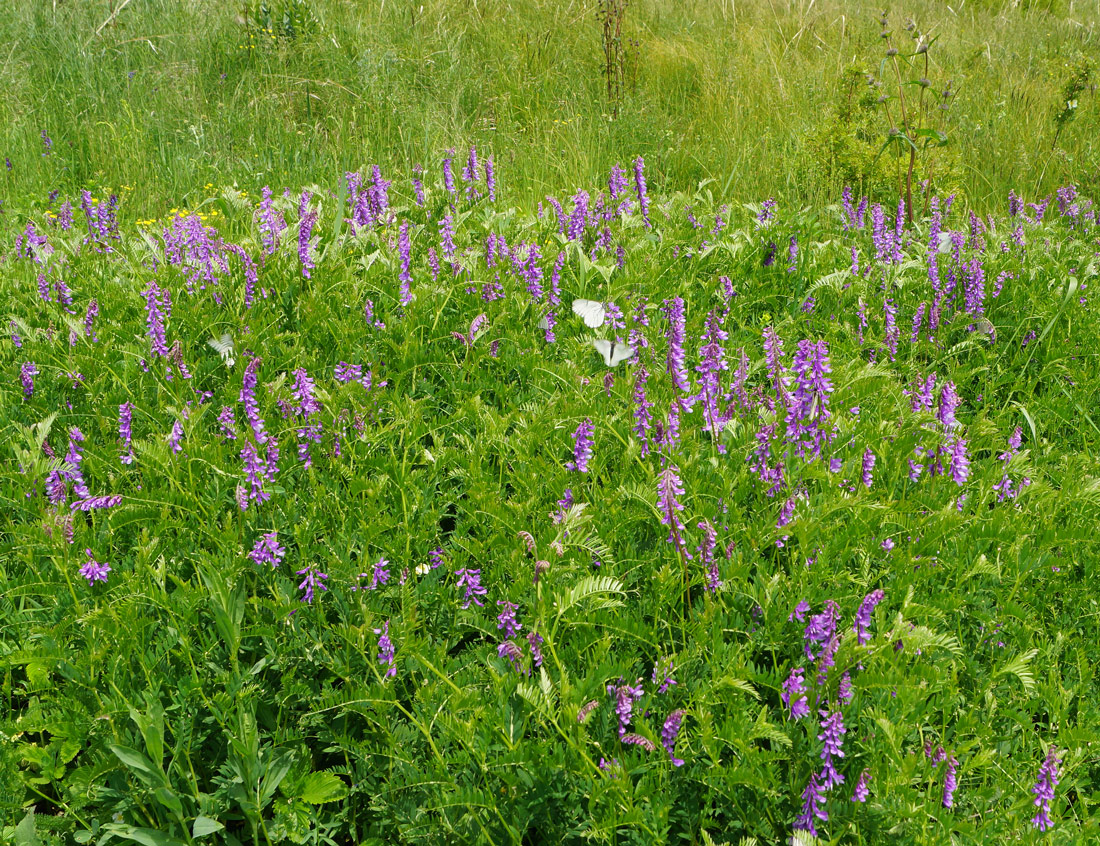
555 575 625 618
109 745 160 780
296 771 349 804
996 648 1039 694
100 825 189 846
192 817 224 837
14 811 39 846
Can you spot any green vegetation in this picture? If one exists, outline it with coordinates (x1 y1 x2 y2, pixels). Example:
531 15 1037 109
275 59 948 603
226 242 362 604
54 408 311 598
1 0 1098 213
3 1 1100 843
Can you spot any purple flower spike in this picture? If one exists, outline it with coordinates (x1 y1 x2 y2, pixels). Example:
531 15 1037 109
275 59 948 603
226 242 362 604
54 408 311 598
818 708 847 790
853 589 885 645
1031 745 1061 831
455 567 488 608
633 156 651 227
296 565 328 604
565 418 594 473
70 495 123 511
661 710 686 766
851 768 870 803
657 465 687 546
943 754 959 808
861 447 875 489
80 549 111 586
20 362 37 398
781 667 810 720
497 600 522 638
606 678 645 737
794 771 828 837
249 531 286 568
375 621 396 679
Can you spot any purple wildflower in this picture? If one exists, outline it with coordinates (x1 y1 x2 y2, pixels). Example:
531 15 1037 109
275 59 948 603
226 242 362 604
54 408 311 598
789 600 810 622
943 754 959 808
938 381 960 430
167 419 184 454
818 708 847 790
851 768 870 803
633 156 651 227
484 156 496 201
804 601 841 660
621 733 656 752
83 299 99 341
249 532 286 568
861 447 875 489
607 679 645 737
567 190 589 241
661 710 686 766
20 362 37 398
497 600 522 638
781 667 810 720
79 549 111 586
697 518 721 592
144 280 170 358
661 297 691 394
577 700 600 723
838 671 853 704
651 656 677 694
455 567 488 608
565 418 594 473
1031 746 1061 831
527 631 544 667
217 406 237 441
657 465 687 545
255 186 287 255
632 366 654 455
297 191 317 278
438 213 456 258
239 357 268 444
497 640 525 673
374 621 397 679
853 589 885 645
786 340 833 460
296 565 328 603
370 557 391 589
67 493 121 512
239 441 270 509
794 772 828 837
397 220 413 304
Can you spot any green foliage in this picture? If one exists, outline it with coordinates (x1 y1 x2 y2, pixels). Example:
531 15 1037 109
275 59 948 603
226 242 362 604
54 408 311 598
0 0 1099 213
3 58 1100 839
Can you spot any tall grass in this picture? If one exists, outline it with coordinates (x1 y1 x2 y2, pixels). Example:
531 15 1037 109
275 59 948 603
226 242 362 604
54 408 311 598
1 0 1098 214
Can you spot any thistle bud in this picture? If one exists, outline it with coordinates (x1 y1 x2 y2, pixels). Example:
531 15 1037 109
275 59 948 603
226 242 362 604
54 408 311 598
916 41 929 54
919 78 931 88
886 47 898 57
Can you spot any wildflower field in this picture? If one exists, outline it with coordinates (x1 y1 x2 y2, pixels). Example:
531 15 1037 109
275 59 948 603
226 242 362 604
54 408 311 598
4 1 1100 845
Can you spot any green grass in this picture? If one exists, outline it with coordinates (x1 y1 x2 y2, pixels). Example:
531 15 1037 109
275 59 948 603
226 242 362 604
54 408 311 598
2 161 1100 842
1 0 1099 214
4 1 1100 843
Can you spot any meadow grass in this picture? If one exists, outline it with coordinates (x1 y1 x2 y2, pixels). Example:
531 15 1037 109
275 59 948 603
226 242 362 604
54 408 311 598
2 154 1100 842
0 0 1098 214
3 1 1100 844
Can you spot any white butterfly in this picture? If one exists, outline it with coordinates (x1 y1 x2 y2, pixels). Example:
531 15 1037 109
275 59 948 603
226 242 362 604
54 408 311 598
207 333 235 367
593 339 634 367
572 298 606 328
